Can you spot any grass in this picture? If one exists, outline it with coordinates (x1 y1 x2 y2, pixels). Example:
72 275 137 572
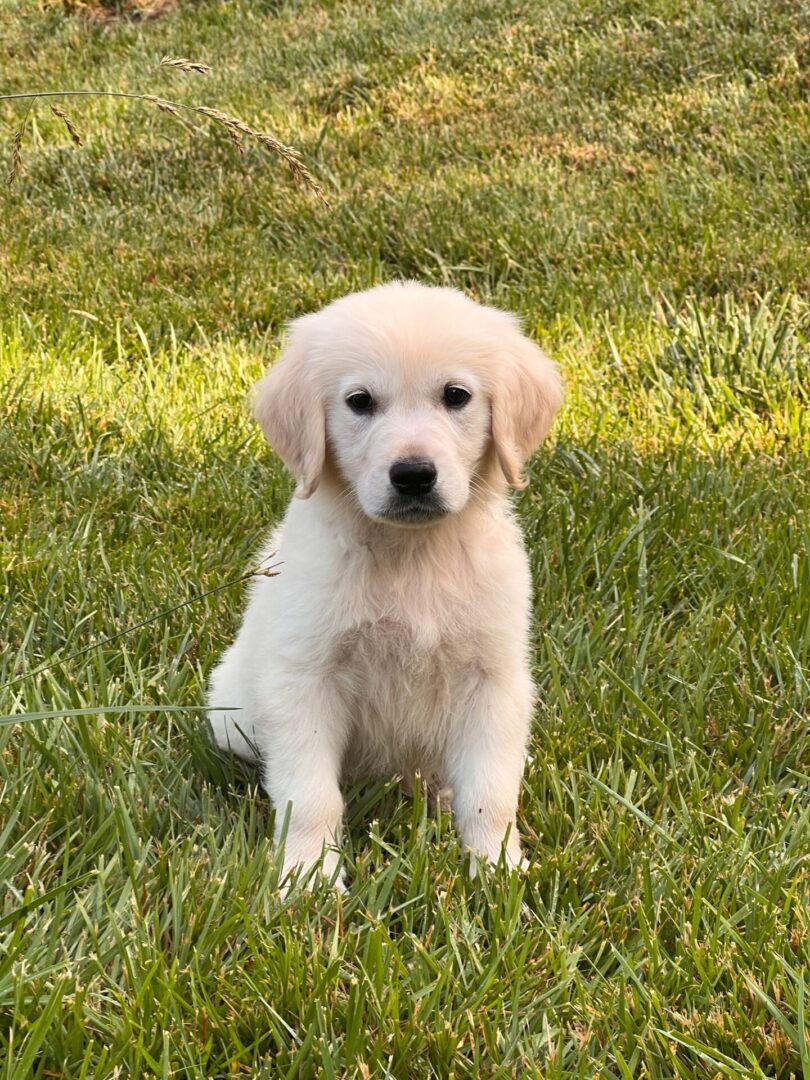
1 0 809 1075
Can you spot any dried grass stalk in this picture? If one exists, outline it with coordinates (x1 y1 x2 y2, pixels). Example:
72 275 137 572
147 95 182 119
51 105 83 146
196 106 327 202
224 126 245 155
3 89 327 202
160 56 212 75
6 123 24 186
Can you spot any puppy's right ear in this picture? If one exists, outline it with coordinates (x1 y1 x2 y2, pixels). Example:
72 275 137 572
253 318 325 499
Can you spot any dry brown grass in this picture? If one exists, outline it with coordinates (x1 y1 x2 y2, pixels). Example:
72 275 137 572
6 122 24 187
50 106 83 146
195 107 327 202
51 0 178 22
159 56 212 76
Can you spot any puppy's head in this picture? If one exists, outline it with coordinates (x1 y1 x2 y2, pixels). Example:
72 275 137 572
254 283 563 525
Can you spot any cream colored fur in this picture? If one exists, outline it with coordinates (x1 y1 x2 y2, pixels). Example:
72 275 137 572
207 282 563 890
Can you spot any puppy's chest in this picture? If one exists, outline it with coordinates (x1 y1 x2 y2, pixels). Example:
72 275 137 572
329 617 477 760
317 539 506 771
333 561 481 661
326 569 484 701
321 534 497 693
332 615 476 676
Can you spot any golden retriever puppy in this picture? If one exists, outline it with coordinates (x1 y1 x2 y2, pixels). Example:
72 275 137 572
207 281 563 889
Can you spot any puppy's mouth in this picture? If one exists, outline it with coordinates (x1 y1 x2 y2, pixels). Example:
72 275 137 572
376 494 450 526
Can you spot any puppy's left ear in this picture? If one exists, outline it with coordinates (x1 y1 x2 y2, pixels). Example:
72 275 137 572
490 320 564 489
253 317 325 498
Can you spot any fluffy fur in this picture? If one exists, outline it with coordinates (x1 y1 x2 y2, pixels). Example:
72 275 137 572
207 282 563 889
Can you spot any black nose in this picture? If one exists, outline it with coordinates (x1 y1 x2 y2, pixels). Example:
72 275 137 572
389 459 437 496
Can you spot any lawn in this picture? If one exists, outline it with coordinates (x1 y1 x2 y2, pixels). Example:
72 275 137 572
1 0 809 1075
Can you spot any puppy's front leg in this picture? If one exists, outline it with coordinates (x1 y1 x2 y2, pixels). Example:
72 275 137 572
259 681 347 891
445 671 534 871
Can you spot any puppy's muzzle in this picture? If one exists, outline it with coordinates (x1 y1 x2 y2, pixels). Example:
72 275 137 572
389 458 437 497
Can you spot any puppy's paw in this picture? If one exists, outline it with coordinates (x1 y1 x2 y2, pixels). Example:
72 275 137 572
465 834 526 879
278 845 347 896
466 854 528 880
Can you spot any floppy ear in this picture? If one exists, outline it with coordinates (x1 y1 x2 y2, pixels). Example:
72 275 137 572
253 319 325 499
490 323 564 489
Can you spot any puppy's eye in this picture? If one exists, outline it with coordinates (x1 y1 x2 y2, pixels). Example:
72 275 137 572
444 385 471 409
346 391 374 413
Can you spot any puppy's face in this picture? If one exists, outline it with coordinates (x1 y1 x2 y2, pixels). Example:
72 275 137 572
326 359 489 525
254 283 563 525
